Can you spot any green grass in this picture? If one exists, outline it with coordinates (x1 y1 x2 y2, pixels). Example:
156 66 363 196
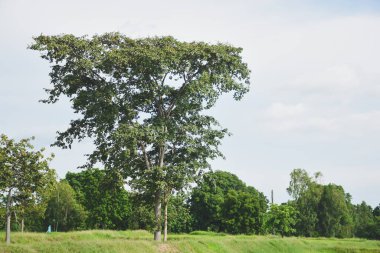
0 230 379 253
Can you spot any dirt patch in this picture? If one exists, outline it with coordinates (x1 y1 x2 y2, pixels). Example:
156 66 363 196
158 243 179 253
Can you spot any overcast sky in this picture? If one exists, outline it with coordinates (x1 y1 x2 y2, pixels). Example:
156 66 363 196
1 0 379 206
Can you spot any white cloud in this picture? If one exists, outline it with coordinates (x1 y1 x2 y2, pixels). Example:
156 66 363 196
267 102 307 119
291 64 360 93
261 101 380 139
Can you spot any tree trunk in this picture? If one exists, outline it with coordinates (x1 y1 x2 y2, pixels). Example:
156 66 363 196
164 200 168 242
21 218 24 233
5 189 12 244
154 142 166 241
163 189 172 242
13 211 18 230
154 190 162 241
6 212 11 244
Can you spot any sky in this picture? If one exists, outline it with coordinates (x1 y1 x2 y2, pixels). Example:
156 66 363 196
0 0 379 206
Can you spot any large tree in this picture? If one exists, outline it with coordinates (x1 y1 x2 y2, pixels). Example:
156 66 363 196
30 33 250 240
0 134 52 244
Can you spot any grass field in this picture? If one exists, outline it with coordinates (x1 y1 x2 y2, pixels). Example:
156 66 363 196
0 230 379 253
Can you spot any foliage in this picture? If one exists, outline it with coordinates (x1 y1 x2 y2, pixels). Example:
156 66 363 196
65 168 131 229
373 204 380 217
265 203 298 237
0 206 5 230
316 184 354 238
0 134 53 242
293 182 322 237
370 204 380 240
127 193 155 231
352 201 375 238
33 169 60 230
0 168 58 233
44 181 87 231
30 33 251 239
287 169 356 238
0 134 52 205
351 203 380 240
167 193 193 233
221 190 256 234
190 170 246 231
369 216 380 240
287 169 322 237
287 168 312 201
190 170 267 234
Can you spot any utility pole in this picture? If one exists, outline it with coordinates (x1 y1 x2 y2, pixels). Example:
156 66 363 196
271 189 274 205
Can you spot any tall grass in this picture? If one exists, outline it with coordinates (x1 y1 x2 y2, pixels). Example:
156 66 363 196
0 230 379 253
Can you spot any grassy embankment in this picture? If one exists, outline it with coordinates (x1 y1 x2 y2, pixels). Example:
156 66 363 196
0 230 379 253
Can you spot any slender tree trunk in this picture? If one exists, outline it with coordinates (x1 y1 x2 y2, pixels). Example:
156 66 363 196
56 186 59 232
154 141 165 241
21 219 24 233
164 200 168 242
163 189 172 242
5 189 12 244
6 212 11 244
13 211 18 230
154 190 162 241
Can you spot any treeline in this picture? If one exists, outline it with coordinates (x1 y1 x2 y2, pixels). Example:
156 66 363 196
1 165 379 240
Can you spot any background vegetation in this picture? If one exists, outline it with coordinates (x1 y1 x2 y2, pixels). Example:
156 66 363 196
1 165 379 240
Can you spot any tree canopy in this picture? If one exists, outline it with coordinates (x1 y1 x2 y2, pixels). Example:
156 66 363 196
30 33 251 240
266 203 298 237
45 180 87 232
190 170 267 234
0 134 53 244
65 168 131 229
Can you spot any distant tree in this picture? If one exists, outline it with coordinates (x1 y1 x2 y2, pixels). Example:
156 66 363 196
352 203 380 240
293 182 323 237
0 207 5 231
45 181 87 231
221 188 266 234
370 205 380 240
287 168 312 201
317 184 353 238
265 204 298 237
167 193 193 233
374 204 380 217
190 170 267 234
190 171 246 231
352 201 375 238
30 33 250 240
26 169 59 232
13 192 33 232
0 134 53 244
287 168 326 237
127 193 155 231
66 168 131 229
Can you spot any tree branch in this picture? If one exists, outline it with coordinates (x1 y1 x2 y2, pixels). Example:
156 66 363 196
166 69 203 116
140 142 152 170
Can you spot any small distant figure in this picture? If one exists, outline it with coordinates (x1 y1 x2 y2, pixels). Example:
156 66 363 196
47 225 52 233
